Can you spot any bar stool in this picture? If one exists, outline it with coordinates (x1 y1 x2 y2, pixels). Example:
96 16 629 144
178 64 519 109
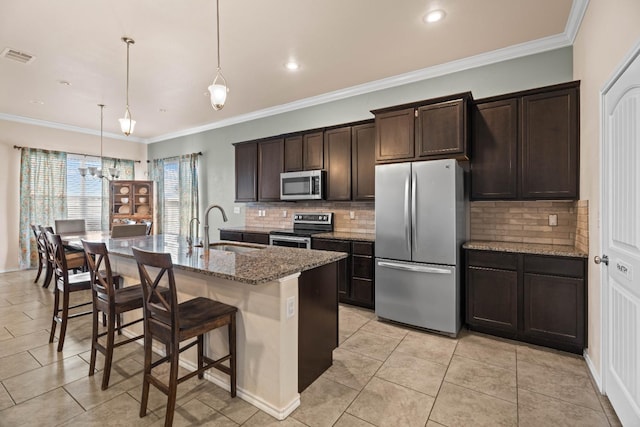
30 224 47 284
40 225 85 289
132 247 237 427
45 231 93 352
82 240 139 390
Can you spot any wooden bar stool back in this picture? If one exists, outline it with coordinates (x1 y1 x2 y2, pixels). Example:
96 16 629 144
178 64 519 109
45 231 93 352
40 225 86 288
132 247 237 427
31 224 48 284
82 240 140 390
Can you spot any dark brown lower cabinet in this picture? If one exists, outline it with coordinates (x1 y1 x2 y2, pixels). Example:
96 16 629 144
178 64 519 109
466 249 586 354
312 238 375 309
219 230 269 245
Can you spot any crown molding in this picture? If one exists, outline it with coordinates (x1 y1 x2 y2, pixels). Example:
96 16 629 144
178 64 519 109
0 112 145 143
3 1 590 145
148 33 572 144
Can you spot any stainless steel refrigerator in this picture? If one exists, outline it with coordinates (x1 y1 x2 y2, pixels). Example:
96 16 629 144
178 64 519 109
375 158 466 336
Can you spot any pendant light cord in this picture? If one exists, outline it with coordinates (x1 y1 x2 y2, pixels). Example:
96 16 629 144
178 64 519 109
216 0 221 71
126 41 131 109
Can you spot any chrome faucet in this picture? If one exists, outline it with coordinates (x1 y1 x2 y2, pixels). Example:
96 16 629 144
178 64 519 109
203 204 228 249
187 217 200 248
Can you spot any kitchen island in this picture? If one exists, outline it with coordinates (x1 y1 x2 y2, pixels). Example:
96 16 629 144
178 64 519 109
70 233 346 420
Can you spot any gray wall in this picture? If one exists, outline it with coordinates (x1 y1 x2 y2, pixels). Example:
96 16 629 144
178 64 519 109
148 47 573 238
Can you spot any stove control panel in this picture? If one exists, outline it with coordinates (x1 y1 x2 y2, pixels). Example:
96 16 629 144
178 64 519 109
293 212 333 225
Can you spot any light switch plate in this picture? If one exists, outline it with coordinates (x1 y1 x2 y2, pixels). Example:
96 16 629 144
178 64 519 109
548 214 558 226
286 296 295 319
349 211 355 220
233 206 240 214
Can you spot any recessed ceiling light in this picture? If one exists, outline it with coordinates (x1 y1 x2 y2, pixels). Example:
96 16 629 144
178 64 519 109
29 99 44 105
285 61 300 71
159 108 167 113
58 80 71 86
424 9 445 23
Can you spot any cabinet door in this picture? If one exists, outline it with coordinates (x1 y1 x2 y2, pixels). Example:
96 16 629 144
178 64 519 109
284 135 303 172
471 99 518 199
220 230 242 242
303 132 324 170
523 273 584 351
324 127 352 201
374 108 415 162
521 87 578 199
352 123 376 201
258 138 284 201
242 232 270 245
235 143 258 202
311 238 350 299
416 99 467 159
467 266 518 333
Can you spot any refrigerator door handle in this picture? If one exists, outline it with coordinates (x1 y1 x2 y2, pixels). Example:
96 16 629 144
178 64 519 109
411 171 417 253
377 260 452 274
404 176 411 253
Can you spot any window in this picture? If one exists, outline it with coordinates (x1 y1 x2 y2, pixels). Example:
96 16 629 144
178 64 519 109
163 158 180 235
66 154 104 230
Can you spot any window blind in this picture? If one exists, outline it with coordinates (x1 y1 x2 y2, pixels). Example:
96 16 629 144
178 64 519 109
66 154 103 230
163 158 180 235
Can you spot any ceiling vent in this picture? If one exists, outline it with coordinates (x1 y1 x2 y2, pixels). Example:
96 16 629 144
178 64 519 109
1 48 35 64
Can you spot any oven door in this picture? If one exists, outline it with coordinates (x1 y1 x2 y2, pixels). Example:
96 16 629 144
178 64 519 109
269 234 311 249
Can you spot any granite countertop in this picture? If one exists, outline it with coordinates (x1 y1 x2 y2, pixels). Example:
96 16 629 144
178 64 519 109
463 240 588 258
68 233 347 285
313 231 376 242
219 226 275 234
219 226 376 242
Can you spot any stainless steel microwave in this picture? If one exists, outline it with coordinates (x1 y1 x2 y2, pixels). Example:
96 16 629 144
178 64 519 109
280 170 325 200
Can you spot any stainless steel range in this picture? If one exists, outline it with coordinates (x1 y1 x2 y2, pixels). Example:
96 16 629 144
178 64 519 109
269 213 334 249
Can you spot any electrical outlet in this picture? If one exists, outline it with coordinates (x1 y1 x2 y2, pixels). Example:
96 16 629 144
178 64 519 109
257 210 262 217
286 296 295 319
282 210 287 217
349 211 355 220
548 214 558 226
233 206 240 214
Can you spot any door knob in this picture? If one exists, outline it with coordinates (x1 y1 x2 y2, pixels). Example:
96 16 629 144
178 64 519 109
594 255 609 265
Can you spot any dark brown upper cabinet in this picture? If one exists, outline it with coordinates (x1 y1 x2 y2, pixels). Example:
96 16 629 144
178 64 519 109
234 142 258 202
284 131 324 172
351 122 376 201
324 126 352 201
471 99 519 200
372 93 471 164
521 86 579 199
471 81 579 201
258 138 284 201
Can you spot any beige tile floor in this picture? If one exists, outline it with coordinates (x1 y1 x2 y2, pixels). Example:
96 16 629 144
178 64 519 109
0 269 622 426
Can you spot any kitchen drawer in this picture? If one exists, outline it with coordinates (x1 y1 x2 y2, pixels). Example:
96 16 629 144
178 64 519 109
467 250 518 271
351 278 374 305
220 230 242 242
312 238 350 253
352 255 373 279
243 232 269 245
352 242 374 256
524 255 584 278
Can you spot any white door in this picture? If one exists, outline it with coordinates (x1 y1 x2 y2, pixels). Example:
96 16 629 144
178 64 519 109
601 41 640 426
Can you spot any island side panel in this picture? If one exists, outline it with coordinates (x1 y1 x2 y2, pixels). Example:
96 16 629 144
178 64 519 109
298 259 340 392
110 254 301 420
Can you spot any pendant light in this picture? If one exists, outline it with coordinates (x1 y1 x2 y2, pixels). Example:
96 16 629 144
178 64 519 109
118 37 136 135
79 104 119 180
208 0 228 110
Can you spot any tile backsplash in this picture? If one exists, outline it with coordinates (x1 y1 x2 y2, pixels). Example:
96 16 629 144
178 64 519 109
243 199 589 249
469 200 586 247
245 202 374 233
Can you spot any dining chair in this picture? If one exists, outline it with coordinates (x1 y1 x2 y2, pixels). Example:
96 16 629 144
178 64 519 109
82 240 144 390
39 225 86 289
111 224 148 238
132 247 237 427
54 219 86 234
31 224 48 284
45 230 93 352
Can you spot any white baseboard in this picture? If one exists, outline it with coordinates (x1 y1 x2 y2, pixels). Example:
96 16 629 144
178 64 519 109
120 329 301 420
584 350 603 394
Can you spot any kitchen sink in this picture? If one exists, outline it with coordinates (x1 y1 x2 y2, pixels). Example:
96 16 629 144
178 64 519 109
194 242 263 254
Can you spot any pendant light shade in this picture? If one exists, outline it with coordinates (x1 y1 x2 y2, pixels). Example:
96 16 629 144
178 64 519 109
119 37 136 135
208 0 228 110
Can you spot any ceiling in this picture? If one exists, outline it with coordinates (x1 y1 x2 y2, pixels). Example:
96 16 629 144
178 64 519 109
0 0 580 143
